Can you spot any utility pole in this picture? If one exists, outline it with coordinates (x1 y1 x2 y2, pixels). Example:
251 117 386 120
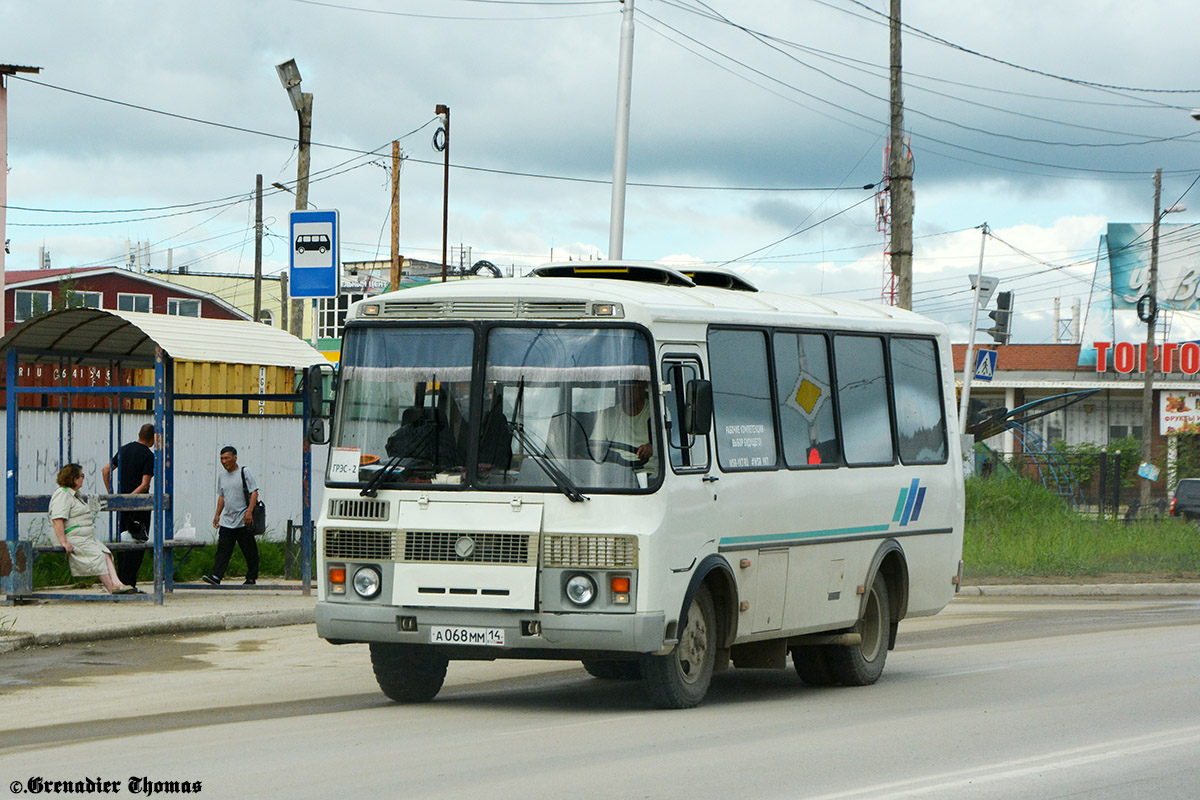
609 0 635 261
1139 168 1163 516
254 174 263 323
888 0 914 310
391 140 401 290
293 91 312 337
1 65 42 331
280 272 289 331
436 105 450 282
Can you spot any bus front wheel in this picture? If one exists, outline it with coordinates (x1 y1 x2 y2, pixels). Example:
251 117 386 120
369 643 448 702
641 584 717 709
828 572 890 686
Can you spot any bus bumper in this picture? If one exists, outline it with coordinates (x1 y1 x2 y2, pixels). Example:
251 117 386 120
315 600 667 655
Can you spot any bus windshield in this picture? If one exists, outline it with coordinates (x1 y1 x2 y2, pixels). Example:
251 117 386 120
334 326 475 487
478 326 659 492
330 324 659 492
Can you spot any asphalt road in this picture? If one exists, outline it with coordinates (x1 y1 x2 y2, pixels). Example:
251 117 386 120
1 596 1198 799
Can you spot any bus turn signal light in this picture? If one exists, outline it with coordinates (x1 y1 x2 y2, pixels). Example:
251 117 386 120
329 567 346 595
611 575 631 604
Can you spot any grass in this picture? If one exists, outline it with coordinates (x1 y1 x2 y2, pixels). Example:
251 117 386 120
31 540 310 589
964 476 1200 579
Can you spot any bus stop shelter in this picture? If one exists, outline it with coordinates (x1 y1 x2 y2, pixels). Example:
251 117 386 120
0 308 326 605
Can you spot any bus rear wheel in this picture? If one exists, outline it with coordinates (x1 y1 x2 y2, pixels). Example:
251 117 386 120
827 572 890 686
369 643 448 702
790 645 837 686
641 584 717 709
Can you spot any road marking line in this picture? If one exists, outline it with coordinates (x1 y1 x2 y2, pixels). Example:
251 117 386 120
802 725 1200 800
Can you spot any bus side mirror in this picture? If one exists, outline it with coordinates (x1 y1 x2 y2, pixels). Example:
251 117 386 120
684 379 713 436
306 364 326 418
308 417 329 446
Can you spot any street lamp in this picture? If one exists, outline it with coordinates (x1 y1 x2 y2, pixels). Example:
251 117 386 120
276 58 313 337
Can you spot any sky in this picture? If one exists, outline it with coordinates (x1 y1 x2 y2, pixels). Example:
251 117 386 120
4 0 1200 347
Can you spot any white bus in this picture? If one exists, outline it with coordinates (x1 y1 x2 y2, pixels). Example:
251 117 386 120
314 262 965 709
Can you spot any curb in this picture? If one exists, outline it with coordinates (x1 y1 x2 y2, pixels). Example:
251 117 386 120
0 608 314 655
958 583 1200 597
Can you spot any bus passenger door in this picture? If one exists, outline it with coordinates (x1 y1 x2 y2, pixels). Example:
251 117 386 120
661 353 718 572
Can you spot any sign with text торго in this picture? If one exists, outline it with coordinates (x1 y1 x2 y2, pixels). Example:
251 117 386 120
1091 341 1200 435
288 209 340 298
1107 222 1200 311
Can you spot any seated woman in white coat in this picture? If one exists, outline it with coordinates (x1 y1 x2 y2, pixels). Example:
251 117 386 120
49 463 135 595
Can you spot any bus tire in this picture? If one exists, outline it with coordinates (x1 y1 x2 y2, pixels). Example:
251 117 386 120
369 643 448 703
582 659 642 680
790 645 837 686
828 572 890 686
640 584 717 708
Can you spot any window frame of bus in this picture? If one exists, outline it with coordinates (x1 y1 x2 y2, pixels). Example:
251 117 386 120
772 329 841 470
887 335 949 466
832 332 899 468
706 326 782 473
662 355 711 474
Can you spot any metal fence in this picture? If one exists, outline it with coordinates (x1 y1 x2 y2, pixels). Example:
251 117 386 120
982 449 1158 520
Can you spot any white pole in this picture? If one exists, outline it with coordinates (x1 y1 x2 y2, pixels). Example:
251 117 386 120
958 223 989 432
608 0 635 260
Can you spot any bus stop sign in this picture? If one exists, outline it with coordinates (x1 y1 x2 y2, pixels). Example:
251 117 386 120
288 209 340 298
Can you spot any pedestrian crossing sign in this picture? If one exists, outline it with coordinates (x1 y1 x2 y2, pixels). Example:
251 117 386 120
974 349 997 381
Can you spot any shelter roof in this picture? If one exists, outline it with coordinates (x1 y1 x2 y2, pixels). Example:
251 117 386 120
0 308 325 368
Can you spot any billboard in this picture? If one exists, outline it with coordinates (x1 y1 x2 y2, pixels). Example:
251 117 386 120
1107 222 1200 311
1162 389 1200 435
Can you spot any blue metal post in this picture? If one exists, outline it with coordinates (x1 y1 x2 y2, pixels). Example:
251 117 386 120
302 372 312 595
152 348 166 605
6 349 18 546
163 356 175 591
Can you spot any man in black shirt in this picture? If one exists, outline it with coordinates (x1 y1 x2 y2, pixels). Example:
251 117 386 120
102 423 156 592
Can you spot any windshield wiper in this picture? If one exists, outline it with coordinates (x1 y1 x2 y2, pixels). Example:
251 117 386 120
358 419 440 497
359 455 407 498
508 421 587 503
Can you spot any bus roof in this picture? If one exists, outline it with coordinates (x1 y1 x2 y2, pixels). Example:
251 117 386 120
348 262 943 335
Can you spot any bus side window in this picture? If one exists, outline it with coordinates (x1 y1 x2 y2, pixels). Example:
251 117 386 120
662 359 709 472
890 337 947 464
834 334 895 466
773 331 839 467
707 329 778 471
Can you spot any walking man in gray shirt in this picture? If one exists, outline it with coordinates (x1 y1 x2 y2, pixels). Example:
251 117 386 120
202 446 260 586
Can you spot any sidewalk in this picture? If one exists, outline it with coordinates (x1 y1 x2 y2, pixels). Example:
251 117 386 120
3 580 1199 656
0 581 315 655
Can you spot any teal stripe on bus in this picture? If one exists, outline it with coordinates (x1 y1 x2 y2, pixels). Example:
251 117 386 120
721 524 892 546
892 488 909 522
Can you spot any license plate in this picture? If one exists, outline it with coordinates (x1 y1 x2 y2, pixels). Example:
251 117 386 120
429 626 505 647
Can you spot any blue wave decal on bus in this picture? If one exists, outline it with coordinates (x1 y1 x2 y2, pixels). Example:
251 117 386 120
892 479 927 527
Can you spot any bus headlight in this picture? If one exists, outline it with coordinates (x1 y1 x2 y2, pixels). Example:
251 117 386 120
565 573 597 606
352 566 382 599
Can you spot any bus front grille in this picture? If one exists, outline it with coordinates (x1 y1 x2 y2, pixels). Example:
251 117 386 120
328 498 389 521
542 534 638 569
403 531 536 565
324 529 396 561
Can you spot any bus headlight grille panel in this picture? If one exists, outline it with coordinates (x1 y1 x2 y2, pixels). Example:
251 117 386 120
404 531 536 566
543 534 638 569
324 529 396 561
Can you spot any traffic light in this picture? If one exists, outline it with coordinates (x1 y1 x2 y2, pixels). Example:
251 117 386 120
987 291 1013 345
